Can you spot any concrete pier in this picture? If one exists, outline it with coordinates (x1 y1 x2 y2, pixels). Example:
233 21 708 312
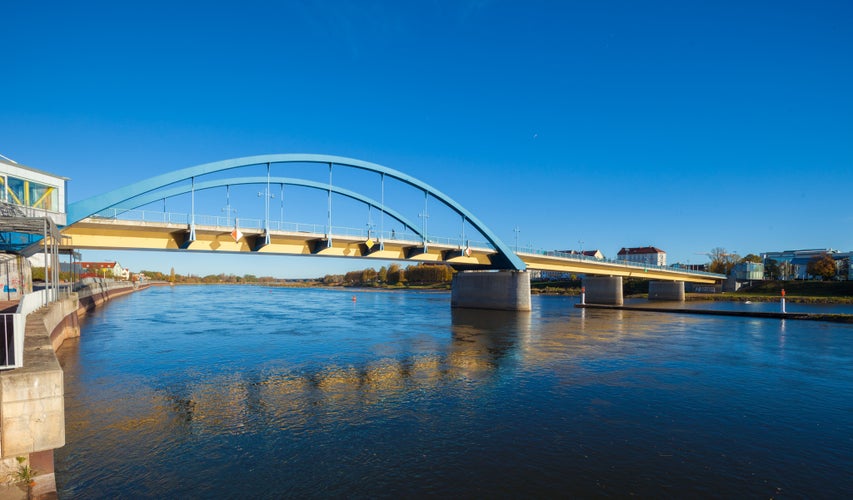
581 276 624 305
451 271 531 311
648 281 685 301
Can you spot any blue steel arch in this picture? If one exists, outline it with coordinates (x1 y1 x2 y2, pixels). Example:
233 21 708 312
107 176 424 238
67 154 526 270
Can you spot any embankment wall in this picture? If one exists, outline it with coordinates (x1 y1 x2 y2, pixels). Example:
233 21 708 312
0 280 144 497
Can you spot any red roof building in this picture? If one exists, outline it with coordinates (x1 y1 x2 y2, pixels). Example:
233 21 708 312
78 261 129 280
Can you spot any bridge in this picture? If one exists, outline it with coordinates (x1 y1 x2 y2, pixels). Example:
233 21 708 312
57 154 723 310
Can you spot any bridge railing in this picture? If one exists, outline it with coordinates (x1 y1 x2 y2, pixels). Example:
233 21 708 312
89 208 496 251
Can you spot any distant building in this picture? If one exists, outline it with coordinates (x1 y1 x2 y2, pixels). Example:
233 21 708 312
616 246 666 267
732 261 764 281
79 261 129 280
762 249 851 280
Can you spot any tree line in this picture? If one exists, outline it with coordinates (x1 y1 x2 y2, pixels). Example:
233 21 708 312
322 263 454 286
140 268 282 284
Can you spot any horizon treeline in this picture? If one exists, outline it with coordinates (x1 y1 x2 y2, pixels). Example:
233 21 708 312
322 263 453 286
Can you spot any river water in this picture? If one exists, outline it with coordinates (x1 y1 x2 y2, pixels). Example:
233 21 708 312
55 286 853 498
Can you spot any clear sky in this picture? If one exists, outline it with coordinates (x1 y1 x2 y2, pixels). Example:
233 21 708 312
2 1 851 278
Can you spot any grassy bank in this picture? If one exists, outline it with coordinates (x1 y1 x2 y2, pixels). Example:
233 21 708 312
531 279 582 295
695 280 853 304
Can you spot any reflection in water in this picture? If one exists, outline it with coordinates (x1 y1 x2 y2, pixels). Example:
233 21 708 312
55 287 853 498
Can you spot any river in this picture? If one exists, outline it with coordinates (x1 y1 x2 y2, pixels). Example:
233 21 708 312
55 285 853 498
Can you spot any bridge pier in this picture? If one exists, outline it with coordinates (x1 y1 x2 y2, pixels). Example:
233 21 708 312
451 271 531 311
581 276 624 305
648 280 685 301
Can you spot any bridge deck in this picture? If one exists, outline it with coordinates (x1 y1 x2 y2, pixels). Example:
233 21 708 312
61 218 722 283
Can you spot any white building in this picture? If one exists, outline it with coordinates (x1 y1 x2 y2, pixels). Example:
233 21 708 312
616 246 666 267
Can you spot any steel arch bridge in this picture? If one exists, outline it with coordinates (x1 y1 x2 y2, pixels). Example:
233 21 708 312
63 154 526 271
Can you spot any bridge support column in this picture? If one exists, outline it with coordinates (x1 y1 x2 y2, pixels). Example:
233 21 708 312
581 276 623 305
648 280 685 301
451 271 531 311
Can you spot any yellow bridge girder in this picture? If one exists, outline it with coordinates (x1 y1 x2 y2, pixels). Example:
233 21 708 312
61 218 721 284
60 219 494 266
517 252 719 284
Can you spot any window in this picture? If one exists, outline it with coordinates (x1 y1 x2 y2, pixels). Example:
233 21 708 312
1 175 59 212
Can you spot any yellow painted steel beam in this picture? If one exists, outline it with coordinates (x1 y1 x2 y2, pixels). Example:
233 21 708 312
518 253 720 284
32 186 55 209
61 218 721 284
60 219 499 266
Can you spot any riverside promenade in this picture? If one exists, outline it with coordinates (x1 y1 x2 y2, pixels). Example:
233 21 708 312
0 280 148 500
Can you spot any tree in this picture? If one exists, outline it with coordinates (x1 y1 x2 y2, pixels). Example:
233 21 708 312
740 254 762 264
807 254 837 281
169 267 176 283
707 247 739 275
378 266 388 283
323 274 344 284
404 264 453 284
386 264 403 285
361 268 377 284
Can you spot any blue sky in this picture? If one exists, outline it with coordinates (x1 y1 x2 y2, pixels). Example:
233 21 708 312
2 1 851 278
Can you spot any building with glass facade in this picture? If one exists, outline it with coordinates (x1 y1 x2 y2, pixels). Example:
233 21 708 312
0 156 67 225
